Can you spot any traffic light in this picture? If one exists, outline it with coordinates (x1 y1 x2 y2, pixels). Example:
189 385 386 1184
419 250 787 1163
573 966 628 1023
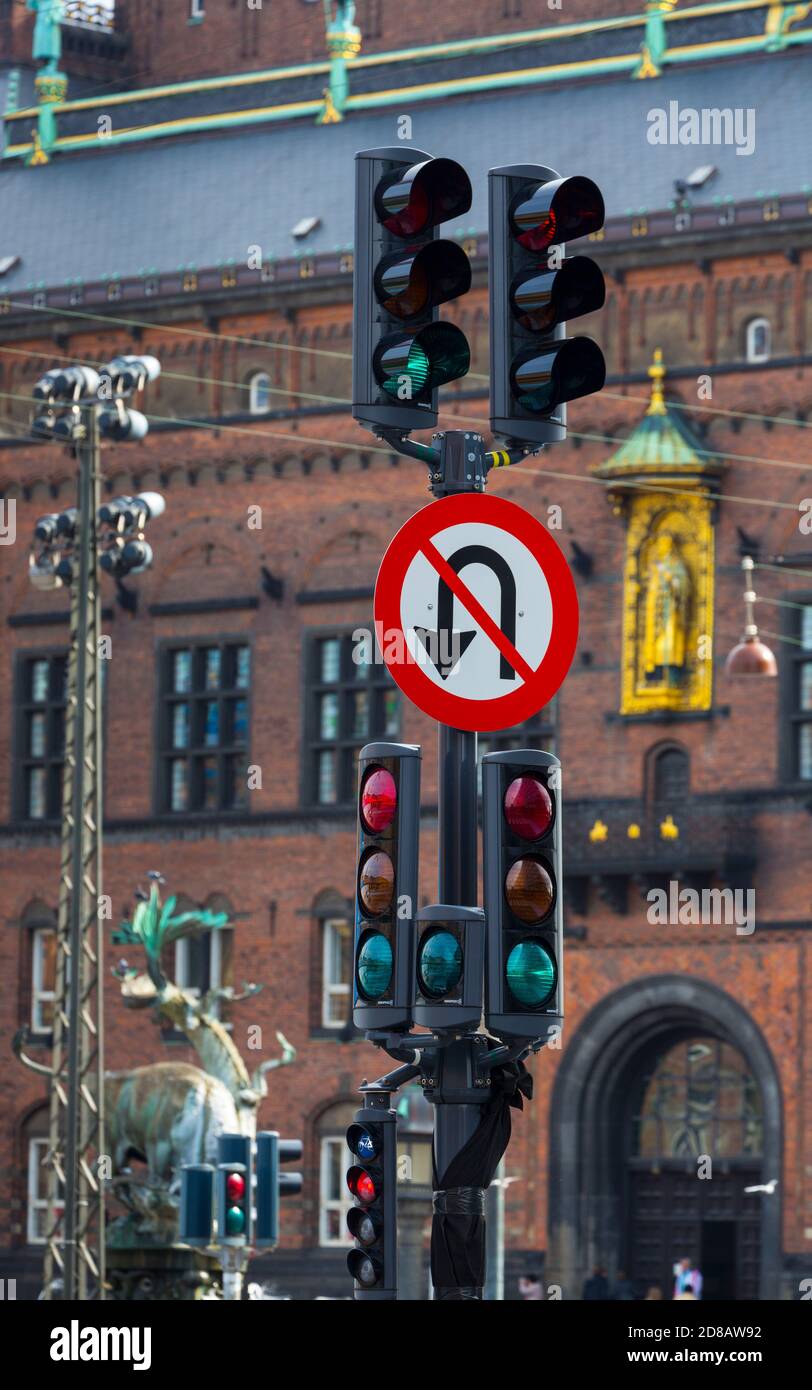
353 146 472 434
254 1131 303 1249
346 1100 397 1300
179 1163 214 1248
216 1132 251 1245
353 742 421 1032
413 904 485 1032
482 748 563 1041
489 163 606 446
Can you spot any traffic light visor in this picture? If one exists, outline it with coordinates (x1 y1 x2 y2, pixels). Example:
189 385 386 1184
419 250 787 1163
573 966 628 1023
356 930 393 1000
510 337 606 414
510 175 604 252
347 1124 380 1163
511 256 605 334
347 1207 379 1246
360 766 397 834
375 158 473 238
505 856 555 924
358 849 395 916
374 322 470 403
504 775 554 840
417 929 463 998
375 241 472 321
347 1249 383 1288
506 939 557 1008
347 1166 378 1203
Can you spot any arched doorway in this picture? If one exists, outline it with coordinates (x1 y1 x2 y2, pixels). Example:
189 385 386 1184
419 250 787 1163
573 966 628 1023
548 976 782 1301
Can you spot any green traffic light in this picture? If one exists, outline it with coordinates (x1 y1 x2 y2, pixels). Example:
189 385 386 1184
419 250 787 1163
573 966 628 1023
375 323 470 404
357 930 393 1001
506 939 556 1008
225 1204 245 1236
418 929 463 999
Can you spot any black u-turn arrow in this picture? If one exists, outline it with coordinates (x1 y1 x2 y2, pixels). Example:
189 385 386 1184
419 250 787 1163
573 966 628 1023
415 544 518 681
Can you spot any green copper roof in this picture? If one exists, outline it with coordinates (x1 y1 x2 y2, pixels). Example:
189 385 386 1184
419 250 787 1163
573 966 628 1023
596 351 721 478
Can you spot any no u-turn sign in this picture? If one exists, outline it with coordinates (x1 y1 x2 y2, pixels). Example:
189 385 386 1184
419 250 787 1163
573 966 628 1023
373 493 579 732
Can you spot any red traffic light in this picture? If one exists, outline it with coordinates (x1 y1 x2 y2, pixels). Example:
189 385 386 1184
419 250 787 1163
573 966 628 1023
375 158 472 239
504 775 553 840
511 175 604 253
226 1171 245 1202
347 1166 377 1204
360 766 397 834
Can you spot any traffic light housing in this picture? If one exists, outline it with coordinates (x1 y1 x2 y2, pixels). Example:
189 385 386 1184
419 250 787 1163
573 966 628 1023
413 904 485 1032
254 1131 303 1249
353 147 472 434
216 1132 251 1245
179 1163 214 1248
489 164 606 446
353 742 421 1032
346 1100 397 1300
482 748 563 1041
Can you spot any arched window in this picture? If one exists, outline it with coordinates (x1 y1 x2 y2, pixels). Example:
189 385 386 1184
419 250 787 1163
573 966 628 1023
745 317 770 364
248 371 271 414
649 744 690 802
632 1037 763 1159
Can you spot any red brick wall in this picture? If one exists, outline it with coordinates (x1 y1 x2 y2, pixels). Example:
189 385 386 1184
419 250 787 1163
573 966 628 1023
120 0 642 86
2 241 812 1290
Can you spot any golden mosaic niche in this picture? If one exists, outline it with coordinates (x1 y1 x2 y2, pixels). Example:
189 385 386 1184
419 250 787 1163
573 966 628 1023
621 492 715 714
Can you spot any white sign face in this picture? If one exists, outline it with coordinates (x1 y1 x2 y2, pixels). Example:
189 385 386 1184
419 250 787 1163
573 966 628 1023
399 519 554 700
374 494 579 733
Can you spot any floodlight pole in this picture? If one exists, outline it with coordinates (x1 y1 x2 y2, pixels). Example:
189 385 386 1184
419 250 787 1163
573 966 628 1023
44 405 106 1302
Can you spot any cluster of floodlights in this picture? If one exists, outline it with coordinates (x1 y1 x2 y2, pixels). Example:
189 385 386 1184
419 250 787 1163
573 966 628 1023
31 355 161 442
29 491 166 590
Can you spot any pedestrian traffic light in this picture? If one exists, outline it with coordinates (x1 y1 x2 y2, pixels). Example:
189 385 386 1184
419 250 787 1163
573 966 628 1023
346 1099 397 1300
354 742 421 1032
254 1131 303 1248
216 1132 251 1245
353 146 472 435
413 904 485 1031
482 748 563 1040
179 1164 214 1248
489 164 606 446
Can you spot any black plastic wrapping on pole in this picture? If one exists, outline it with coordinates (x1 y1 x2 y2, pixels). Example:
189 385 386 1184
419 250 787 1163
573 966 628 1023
431 1061 533 1299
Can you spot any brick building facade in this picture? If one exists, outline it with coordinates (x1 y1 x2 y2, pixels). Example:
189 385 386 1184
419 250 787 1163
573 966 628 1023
1 1 812 1299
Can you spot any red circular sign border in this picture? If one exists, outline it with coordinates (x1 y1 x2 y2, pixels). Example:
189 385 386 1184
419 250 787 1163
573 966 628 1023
374 493 579 732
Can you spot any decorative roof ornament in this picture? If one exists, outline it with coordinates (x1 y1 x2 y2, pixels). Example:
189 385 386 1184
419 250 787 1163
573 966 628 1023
646 347 667 417
594 348 722 483
634 0 678 80
26 2 68 166
317 0 362 125
765 1 812 52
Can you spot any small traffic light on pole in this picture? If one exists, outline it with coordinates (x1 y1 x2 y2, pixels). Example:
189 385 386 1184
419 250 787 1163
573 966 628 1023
489 164 606 445
413 904 485 1032
346 1100 397 1300
216 1133 251 1245
254 1131 303 1249
354 742 421 1031
482 749 563 1040
353 147 473 434
179 1164 214 1248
